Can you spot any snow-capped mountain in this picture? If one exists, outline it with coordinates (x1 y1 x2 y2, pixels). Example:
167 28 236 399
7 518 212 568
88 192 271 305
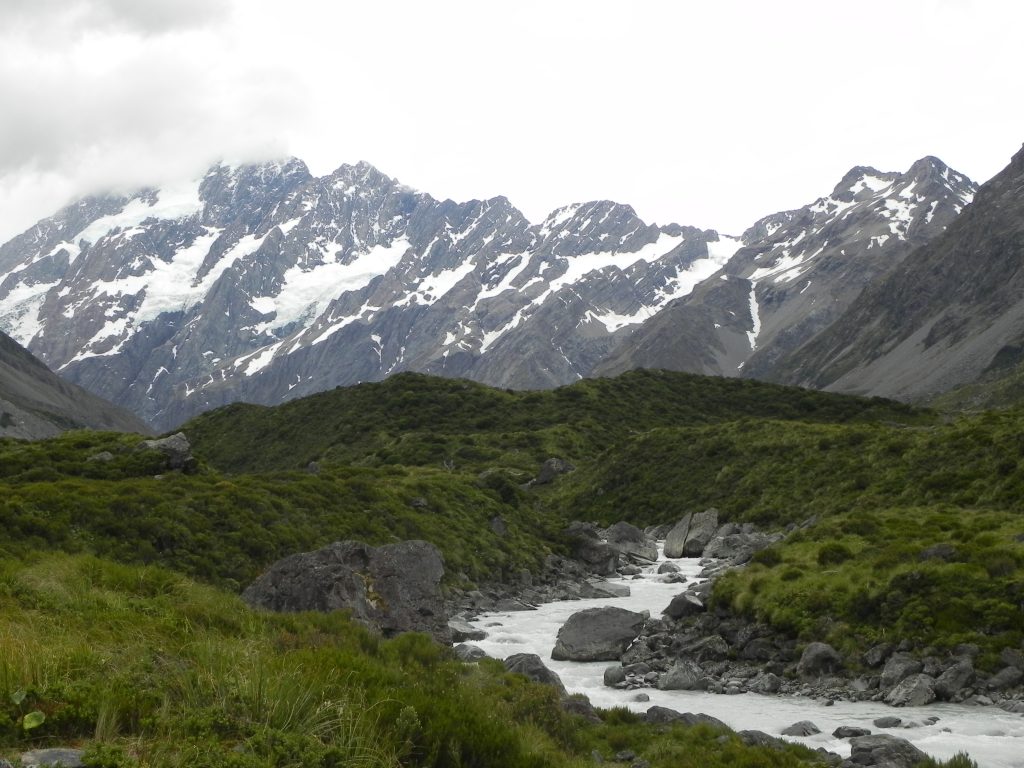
0 159 740 429
773 144 1024 401
595 156 977 379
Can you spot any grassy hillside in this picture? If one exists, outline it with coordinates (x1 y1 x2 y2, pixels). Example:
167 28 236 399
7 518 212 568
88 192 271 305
183 370 926 475
549 409 1024 661
0 553 832 768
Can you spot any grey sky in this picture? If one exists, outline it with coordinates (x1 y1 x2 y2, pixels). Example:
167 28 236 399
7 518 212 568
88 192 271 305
1 0 1021 243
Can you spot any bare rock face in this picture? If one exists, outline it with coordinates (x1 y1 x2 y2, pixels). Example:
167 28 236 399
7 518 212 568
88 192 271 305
663 509 719 558
551 606 647 661
884 673 936 707
242 539 450 642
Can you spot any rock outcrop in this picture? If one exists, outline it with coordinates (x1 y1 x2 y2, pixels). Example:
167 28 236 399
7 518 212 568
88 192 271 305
663 509 719 558
242 539 449 642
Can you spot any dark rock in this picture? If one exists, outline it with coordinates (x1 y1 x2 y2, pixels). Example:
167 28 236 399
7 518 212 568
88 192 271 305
934 658 974 700
448 618 486 642
663 592 705 619
954 643 981 657
739 730 786 749
551 606 646 661
242 539 449 642
408 496 429 509
885 673 936 707
603 665 626 686
656 659 704 690
643 707 727 729
780 720 821 737
604 521 658 561
536 457 575 484
879 653 922 688
680 634 731 662
562 695 601 723
833 726 871 738
504 653 567 696
564 522 619 576
453 643 487 662
633 692 650 702
872 716 902 729
135 431 196 472
739 637 776 662
657 562 680 574
19 750 85 768
750 672 783 693
848 734 928 767
798 642 843 677
489 515 508 537
664 509 719 558
987 665 1023 690
862 642 895 668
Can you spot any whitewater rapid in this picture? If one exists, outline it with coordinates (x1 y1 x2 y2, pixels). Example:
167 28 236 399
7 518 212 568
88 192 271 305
467 551 1024 767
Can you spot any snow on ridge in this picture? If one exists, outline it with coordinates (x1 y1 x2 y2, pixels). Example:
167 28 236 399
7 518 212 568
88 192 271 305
251 237 410 333
394 257 477 308
746 281 761 350
70 178 204 261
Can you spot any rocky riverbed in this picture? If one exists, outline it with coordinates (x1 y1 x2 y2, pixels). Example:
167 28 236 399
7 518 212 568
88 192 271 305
457 520 1024 768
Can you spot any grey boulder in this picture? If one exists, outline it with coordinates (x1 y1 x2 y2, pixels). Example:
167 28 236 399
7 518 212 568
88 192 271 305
662 592 705 619
848 734 928 767
780 720 821 737
885 673 936 707
20 750 84 768
656 659 704 691
604 521 658 561
797 642 843 677
504 653 567 696
664 509 719 558
880 653 923 688
242 539 450 642
551 606 647 661
934 658 974 700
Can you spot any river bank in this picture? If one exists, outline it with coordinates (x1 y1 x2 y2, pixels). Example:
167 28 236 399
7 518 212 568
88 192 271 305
461 547 1024 768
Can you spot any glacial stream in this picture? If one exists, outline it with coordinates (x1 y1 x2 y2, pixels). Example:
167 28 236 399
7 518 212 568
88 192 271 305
467 552 1024 768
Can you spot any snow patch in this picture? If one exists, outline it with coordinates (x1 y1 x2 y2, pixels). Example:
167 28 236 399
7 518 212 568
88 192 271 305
746 282 761 350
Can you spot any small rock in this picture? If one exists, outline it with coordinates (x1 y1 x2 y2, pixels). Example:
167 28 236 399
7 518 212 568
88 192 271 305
535 457 575 484
780 720 821 737
603 665 626 686
833 726 871 738
633 692 650 702
873 716 902 728
657 562 680 574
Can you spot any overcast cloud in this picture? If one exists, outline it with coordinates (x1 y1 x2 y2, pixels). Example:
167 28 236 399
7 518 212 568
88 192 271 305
1 1 1022 243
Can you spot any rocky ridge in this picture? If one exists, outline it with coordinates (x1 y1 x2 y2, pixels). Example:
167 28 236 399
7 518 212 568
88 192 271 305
0 156 974 429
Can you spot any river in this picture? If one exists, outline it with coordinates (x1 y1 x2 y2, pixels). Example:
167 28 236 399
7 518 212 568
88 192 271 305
466 550 1024 767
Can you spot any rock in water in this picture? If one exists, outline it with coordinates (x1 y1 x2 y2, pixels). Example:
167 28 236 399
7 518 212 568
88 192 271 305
848 734 928 767
551 606 647 661
934 658 974 700
780 720 821 737
242 539 449 642
663 509 719 558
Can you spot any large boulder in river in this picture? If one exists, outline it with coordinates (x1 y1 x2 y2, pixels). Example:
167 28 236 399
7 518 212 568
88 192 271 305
656 659 704 691
848 734 928 768
551 606 647 661
242 540 450 643
663 509 719 558
504 653 567 696
604 522 659 561
663 592 705 619
564 522 619 575
885 673 936 707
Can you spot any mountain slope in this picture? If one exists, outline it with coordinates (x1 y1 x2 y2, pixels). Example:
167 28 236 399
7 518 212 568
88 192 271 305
595 157 976 379
0 161 738 429
773 144 1024 399
0 329 149 438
